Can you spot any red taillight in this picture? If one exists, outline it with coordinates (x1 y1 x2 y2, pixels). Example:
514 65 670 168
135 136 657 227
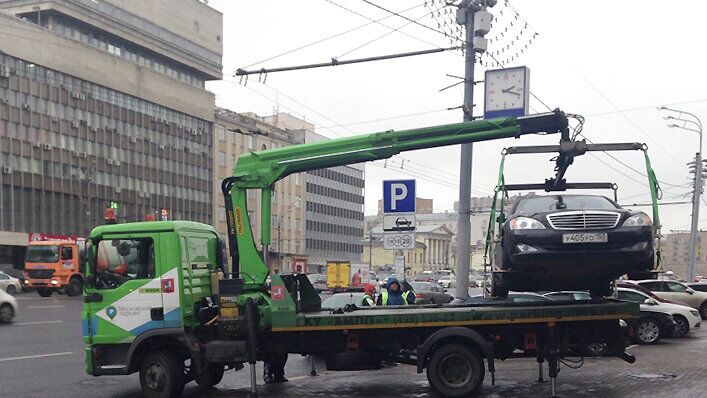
415 293 423 298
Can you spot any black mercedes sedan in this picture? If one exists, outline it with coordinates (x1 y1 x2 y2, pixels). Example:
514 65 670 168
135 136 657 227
492 194 655 297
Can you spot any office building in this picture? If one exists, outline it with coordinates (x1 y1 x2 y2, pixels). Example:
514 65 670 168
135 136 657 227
0 0 222 266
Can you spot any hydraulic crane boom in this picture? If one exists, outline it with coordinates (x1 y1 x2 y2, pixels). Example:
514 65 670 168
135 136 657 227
222 110 569 288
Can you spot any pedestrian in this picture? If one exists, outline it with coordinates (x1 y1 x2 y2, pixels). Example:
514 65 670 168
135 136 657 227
361 283 376 307
351 270 362 286
377 276 415 306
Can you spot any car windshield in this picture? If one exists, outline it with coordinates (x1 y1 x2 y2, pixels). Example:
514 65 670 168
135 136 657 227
322 293 364 308
514 195 617 214
26 245 60 263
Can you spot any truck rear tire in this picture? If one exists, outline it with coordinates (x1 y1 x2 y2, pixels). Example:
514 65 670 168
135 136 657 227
37 289 53 297
427 343 485 397
195 363 225 388
67 278 83 297
139 351 185 398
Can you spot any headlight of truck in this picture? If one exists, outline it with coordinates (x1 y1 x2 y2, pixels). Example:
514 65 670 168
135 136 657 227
510 217 545 230
623 213 652 227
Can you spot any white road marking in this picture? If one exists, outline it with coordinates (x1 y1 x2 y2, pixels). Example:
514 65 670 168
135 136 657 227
13 320 64 326
0 352 73 363
16 296 59 301
27 305 66 309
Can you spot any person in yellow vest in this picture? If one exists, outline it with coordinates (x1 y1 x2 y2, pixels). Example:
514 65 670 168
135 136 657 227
361 283 377 307
376 276 415 306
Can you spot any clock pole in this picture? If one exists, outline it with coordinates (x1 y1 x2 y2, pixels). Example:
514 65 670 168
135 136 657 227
454 0 494 299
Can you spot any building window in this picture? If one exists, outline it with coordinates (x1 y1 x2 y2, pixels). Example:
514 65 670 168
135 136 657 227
217 125 226 141
218 206 226 222
218 151 226 166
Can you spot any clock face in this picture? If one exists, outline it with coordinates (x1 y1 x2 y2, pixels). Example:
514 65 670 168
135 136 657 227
484 67 529 116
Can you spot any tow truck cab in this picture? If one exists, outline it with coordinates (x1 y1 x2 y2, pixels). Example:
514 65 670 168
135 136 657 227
82 220 224 376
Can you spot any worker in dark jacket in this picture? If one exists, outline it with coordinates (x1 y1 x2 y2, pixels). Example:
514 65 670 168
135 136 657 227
377 276 415 306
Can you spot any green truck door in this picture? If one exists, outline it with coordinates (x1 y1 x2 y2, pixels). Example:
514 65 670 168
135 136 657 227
83 234 167 344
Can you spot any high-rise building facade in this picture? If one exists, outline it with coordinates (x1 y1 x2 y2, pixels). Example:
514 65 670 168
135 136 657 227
214 109 306 273
0 0 222 266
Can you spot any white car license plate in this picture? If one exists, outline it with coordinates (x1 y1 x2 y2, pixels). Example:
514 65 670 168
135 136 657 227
562 233 608 244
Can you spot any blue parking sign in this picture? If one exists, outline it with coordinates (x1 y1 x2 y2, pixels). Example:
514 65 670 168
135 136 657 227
383 180 415 213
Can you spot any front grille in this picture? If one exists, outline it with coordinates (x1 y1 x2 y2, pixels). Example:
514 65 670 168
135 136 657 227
546 211 620 230
26 269 55 279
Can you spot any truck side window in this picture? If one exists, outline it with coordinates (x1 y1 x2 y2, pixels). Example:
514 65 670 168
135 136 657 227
61 247 73 261
94 239 155 289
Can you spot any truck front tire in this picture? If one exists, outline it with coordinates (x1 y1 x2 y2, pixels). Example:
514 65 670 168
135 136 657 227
139 351 185 398
427 343 485 397
67 278 83 297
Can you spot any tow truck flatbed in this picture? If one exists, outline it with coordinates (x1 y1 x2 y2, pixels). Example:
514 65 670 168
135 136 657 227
273 300 638 332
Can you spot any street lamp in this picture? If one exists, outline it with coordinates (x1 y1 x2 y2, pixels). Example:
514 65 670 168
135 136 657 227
277 197 301 270
659 106 704 281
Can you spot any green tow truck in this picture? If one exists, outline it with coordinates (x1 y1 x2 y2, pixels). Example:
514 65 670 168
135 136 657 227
82 110 639 398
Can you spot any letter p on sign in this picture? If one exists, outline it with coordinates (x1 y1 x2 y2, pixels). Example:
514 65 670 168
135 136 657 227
383 180 416 213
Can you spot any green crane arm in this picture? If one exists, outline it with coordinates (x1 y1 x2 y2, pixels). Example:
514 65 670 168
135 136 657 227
222 110 569 288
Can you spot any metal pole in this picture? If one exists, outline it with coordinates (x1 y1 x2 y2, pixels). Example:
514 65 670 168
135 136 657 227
369 230 373 273
455 1 476 300
689 149 702 282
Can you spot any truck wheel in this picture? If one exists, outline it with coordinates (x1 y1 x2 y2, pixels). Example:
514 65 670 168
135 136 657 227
6 285 16 295
195 363 225 388
634 318 661 344
427 343 485 397
139 351 185 398
67 278 83 297
37 289 53 297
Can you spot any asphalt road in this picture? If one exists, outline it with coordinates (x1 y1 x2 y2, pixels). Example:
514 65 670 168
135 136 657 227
2 290 705 397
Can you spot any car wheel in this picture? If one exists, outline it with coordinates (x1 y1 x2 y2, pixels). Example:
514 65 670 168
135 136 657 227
672 315 689 338
700 303 707 320
584 342 608 357
6 285 17 295
0 303 14 323
634 318 662 344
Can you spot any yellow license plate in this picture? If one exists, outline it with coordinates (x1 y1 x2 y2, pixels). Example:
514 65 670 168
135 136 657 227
220 306 239 319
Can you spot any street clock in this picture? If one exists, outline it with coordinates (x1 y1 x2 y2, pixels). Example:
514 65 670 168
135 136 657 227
484 66 530 119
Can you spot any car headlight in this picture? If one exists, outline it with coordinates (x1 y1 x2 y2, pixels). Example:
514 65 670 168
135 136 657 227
691 310 700 317
510 217 546 230
50 280 58 285
623 213 652 227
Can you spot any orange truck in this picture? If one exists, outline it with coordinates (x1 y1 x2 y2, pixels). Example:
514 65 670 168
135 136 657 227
24 239 85 297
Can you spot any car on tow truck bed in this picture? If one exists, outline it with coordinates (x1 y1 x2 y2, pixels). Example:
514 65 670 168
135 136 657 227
493 194 655 298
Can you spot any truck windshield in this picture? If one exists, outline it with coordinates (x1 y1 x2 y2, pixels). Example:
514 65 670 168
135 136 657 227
94 239 155 289
514 195 617 214
26 245 60 263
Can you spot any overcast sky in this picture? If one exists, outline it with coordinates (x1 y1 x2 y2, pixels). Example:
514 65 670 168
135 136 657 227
206 0 707 232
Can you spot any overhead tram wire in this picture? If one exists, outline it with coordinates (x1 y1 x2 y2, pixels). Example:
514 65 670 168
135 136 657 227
239 2 428 70
325 0 454 52
333 3 449 60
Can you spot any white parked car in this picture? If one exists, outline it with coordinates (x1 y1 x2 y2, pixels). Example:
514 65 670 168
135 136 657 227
0 289 18 324
437 275 456 289
632 280 707 319
0 271 21 295
616 287 701 338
